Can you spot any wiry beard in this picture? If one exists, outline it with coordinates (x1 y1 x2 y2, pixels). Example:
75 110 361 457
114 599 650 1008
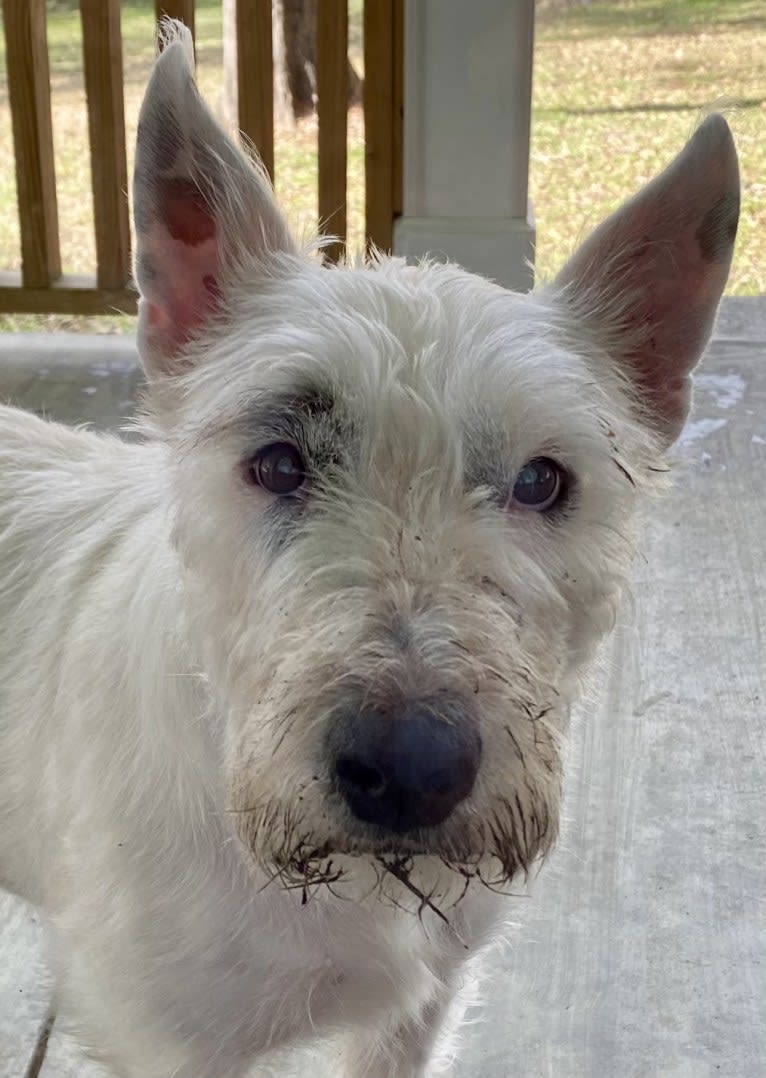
231 797 559 926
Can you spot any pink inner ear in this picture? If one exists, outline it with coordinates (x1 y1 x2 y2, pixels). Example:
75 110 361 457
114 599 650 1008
163 180 217 246
141 182 221 356
624 226 730 435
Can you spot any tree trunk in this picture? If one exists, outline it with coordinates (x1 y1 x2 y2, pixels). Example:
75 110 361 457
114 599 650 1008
223 0 362 131
282 0 316 119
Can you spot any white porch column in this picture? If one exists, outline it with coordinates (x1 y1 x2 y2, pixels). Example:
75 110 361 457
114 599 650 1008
393 0 535 291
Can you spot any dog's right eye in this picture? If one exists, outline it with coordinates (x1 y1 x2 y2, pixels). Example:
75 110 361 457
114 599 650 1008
509 457 565 512
247 443 306 495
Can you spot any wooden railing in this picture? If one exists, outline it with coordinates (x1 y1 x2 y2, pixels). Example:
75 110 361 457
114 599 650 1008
0 0 402 316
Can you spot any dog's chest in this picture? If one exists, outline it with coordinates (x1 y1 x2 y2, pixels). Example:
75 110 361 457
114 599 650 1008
233 894 442 1043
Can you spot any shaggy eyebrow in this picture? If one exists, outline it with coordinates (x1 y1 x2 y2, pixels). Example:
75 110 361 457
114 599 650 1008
201 386 336 447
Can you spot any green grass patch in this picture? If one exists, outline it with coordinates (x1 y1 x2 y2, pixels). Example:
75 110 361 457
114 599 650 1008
532 0 765 293
538 0 765 38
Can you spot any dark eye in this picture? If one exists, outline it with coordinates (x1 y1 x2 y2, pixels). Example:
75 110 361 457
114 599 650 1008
248 442 305 495
509 457 564 512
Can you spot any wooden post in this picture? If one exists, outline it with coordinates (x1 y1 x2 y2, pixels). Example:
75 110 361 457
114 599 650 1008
2 0 61 288
363 0 402 254
233 0 275 180
79 0 131 291
392 0 403 221
317 0 348 261
155 0 196 42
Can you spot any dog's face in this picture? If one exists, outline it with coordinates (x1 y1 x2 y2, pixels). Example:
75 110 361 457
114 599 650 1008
153 263 644 892
134 26 738 906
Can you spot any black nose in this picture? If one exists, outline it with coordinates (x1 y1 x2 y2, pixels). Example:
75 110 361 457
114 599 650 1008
332 704 481 832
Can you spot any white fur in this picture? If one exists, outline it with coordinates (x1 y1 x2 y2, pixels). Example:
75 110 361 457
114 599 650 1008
0 25 738 1078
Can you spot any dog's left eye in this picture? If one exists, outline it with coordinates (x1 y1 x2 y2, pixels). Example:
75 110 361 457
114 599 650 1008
509 457 564 512
247 443 306 495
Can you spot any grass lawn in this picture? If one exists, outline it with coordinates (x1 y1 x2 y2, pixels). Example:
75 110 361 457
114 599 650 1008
532 0 765 293
0 0 763 333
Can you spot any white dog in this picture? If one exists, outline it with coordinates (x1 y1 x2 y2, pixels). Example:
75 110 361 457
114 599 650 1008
0 23 738 1078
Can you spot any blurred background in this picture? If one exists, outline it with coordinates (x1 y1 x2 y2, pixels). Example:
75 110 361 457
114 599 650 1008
0 0 763 336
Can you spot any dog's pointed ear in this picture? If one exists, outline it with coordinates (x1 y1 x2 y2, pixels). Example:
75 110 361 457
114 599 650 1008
133 21 297 378
553 115 739 445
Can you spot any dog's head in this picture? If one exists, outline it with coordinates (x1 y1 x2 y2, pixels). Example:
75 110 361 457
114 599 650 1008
133 24 738 908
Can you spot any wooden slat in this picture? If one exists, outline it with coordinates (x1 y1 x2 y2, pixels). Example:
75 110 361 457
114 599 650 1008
0 272 137 316
317 0 348 263
2 0 61 288
363 0 402 254
155 0 196 42
235 0 274 180
392 0 404 219
79 0 131 291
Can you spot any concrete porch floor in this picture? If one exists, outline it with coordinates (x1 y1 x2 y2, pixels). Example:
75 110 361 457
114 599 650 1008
0 297 764 1078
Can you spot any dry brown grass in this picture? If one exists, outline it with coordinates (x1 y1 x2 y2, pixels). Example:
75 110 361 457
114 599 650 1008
0 0 763 334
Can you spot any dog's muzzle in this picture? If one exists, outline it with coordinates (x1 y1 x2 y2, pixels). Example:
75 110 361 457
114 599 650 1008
330 701 481 833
